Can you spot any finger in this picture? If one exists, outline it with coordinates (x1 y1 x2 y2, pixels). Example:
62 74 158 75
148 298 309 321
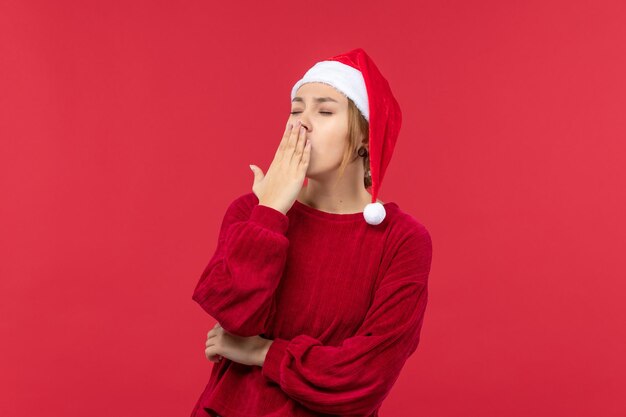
290 122 305 163
284 119 293 136
206 348 223 363
206 348 221 362
279 120 295 150
207 323 221 338
208 354 223 363
205 346 214 360
299 138 311 165
293 124 307 162
287 119 302 151
275 121 295 160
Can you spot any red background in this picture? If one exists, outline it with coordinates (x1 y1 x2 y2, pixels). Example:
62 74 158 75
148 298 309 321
1 1 625 416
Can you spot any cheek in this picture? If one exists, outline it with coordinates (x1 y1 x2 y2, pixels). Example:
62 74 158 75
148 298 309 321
312 140 345 167
310 123 349 163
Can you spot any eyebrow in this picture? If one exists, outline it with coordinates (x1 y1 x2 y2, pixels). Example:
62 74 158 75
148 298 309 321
292 96 339 104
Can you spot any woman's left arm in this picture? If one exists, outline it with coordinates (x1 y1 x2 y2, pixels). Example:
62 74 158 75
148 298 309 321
260 227 433 417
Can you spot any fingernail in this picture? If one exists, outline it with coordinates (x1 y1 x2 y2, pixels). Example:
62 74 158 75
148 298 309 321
249 164 254 171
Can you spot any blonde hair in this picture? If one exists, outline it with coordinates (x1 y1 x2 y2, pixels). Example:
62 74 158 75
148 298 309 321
333 98 371 190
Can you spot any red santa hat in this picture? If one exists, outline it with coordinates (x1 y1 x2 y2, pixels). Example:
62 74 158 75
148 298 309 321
290 47 402 225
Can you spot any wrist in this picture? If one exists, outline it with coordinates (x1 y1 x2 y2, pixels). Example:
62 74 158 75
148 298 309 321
258 201 287 216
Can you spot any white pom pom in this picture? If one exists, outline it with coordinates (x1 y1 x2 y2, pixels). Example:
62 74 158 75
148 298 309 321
363 202 386 225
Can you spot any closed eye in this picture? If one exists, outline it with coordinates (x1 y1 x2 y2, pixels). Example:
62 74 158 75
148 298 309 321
290 111 333 115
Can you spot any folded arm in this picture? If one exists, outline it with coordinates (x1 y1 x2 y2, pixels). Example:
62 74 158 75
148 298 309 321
260 227 433 416
192 194 290 337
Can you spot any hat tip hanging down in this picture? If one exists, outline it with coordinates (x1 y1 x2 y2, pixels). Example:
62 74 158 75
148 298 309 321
363 202 386 225
292 47 401 226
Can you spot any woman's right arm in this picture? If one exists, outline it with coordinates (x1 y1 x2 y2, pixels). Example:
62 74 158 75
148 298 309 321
194 119 307 337
192 193 290 337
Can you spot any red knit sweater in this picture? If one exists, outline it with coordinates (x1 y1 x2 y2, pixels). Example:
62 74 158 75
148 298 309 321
190 191 433 417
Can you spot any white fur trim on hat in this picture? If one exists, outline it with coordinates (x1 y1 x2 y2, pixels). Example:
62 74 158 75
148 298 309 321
291 60 369 122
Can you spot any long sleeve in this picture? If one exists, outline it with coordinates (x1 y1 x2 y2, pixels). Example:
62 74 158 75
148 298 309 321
191 193 290 337
260 226 433 416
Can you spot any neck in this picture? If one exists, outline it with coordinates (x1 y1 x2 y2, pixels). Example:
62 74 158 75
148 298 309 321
297 164 382 214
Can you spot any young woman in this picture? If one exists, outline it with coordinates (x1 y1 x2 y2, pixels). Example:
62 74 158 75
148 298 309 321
190 48 433 417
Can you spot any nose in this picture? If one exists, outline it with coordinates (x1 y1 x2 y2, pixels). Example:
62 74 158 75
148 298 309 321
292 114 310 132
292 119 310 133
297 116 310 131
